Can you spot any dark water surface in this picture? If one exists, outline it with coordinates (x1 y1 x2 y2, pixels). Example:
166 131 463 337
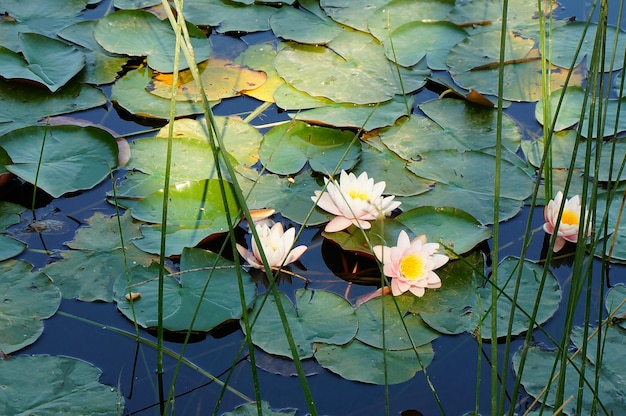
4 0 625 415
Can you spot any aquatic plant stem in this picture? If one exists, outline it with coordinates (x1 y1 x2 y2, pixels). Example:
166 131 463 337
30 117 49 220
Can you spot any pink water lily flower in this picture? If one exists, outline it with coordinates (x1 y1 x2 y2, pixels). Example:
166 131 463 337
373 230 449 297
311 170 401 232
236 222 307 270
543 191 592 252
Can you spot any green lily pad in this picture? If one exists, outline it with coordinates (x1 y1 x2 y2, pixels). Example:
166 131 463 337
420 257 561 340
396 206 492 256
380 99 521 159
515 325 626 415
356 295 441 350
114 247 256 331
0 260 61 354
259 120 361 175
314 339 434 385
401 150 533 224
0 33 85 92
236 169 330 226
58 20 128 85
447 30 584 102
111 68 211 119
114 0 159 8
0 78 106 136
0 355 122 415
521 130 591 169
319 0 389 32
0 0 93 52
224 401 296 416
0 201 25 261
183 0 279 33
0 125 118 198
94 9 212 72
606 284 626 330
447 0 559 32
233 44 284 103
275 30 429 105
269 6 343 44
353 136 432 197
248 289 358 359
550 21 626 71
536 87 626 139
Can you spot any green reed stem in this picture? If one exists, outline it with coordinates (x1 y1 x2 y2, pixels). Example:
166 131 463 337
30 118 49 219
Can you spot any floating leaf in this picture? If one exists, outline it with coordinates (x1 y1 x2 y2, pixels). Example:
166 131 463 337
259 120 361 175
356 295 440 350
447 0 559 32
148 58 267 102
322 218 407 256
521 130 591 169
447 30 584 102
0 33 85 92
420 257 561 340
275 31 429 105
0 0 93 52
515 325 626 415
0 260 61 354
0 355 122 415
112 68 212 119
269 6 343 44
224 401 296 416
58 20 128 85
233 44 284 103
0 201 25 261
0 78 106 136
94 9 211 72
401 150 533 224
114 248 256 331
183 0 279 33
320 0 389 32
314 339 434 385
248 289 358 359
396 206 492 256
0 125 118 198
606 284 626 330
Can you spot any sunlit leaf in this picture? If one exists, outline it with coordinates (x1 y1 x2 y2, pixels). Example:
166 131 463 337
0 125 118 198
0 355 122 415
233 44 284 103
94 9 211 72
58 20 128 85
0 260 61 354
249 289 358 359
515 325 626 415
0 33 85 92
0 78 106 136
401 150 533 224
148 58 267 102
269 6 343 44
275 31 429 105
447 30 585 102
396 206 492 256
111 68 212 119
115 248 255 331
314 339 434 385
0 0 93 52
183 0 279 33
259 120 361 175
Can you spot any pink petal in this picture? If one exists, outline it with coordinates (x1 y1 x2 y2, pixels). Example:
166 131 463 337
324 216 354 232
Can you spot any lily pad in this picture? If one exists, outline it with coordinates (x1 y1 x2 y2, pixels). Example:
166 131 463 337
0 78 106 136
314 339 434 385
259 120 361 175
114 247 256 331
0 355 122 415
183 0 279 33
147 58 267 102
606 284 626 330
0 201 25 261
0 260 61 354
0 125 118 198
0 33 85 92
396 206 492 256
275 30 429 105
401 149 533 224
58 20 128 85
225 401 296 416
322 218 408 256
248 289 358 359
233 44 284 103
320 0 389 32
269 6 343 44
419 257 561 340
94 9 212 72
111 67 211 119
521 130 591 170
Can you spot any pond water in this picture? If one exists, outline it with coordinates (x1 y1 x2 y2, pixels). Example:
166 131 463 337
1 0 625 415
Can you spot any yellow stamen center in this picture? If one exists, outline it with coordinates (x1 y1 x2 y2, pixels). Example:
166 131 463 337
399 253 425 280
348 188 369 201
561 208 579 226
